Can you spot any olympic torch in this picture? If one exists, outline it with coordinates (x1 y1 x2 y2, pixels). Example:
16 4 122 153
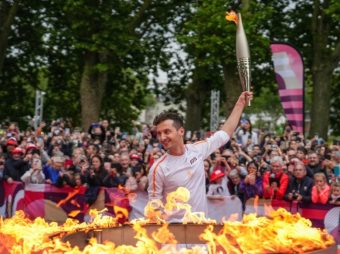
226 11 251 106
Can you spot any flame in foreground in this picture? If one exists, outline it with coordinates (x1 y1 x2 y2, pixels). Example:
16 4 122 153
0 187 335 253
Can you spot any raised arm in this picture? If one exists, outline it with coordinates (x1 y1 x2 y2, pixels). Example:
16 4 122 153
221 91 253 137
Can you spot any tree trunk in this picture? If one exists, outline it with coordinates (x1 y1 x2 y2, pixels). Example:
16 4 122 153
0 1 19 74
185 81 205 132
80 52 107 130
310 64 333 139
309 0 340 139
222 64 242 116
185 69 207 132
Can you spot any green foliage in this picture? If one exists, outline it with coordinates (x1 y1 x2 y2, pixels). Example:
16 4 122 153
164 0 274 126
0 0 338 134
248 86 284 130
0 0 189 130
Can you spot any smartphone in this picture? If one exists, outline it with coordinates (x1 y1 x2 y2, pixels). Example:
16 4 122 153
64 128 70 135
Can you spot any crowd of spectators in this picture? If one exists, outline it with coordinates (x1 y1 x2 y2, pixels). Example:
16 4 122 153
0 118 340 210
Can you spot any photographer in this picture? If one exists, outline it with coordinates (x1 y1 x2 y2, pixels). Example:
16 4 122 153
262 156 289 200
88 122 106 144
284 161 313 204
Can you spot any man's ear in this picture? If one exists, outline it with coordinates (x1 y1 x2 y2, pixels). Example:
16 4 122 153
178 127 185 136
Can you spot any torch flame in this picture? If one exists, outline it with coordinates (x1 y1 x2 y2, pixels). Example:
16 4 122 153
225 11 238 24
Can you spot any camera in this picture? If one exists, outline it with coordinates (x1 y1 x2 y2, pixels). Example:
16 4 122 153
269 173 279 185
292 190 299 200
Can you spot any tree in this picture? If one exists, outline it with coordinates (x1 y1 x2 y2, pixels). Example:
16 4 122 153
274 0 340 139
0 0 190 130
0 0 19 74
0 1 50 126
54 0 191 129
165 0 274 131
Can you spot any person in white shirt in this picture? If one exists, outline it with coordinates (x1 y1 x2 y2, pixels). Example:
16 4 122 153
207 169 230 200
21 158 45 184
147 91 252 222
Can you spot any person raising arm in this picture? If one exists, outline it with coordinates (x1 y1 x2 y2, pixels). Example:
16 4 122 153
147 91 252 222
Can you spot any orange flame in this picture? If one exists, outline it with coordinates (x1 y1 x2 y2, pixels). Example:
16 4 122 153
225 11 238 24
151 223 177 244
68 210 81 218
0 188 336 253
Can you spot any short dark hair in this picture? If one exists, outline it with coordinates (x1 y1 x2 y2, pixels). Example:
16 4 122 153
153 111 184 129
297 146 307 155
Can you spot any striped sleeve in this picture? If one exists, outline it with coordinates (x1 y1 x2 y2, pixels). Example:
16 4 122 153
147 155 167 201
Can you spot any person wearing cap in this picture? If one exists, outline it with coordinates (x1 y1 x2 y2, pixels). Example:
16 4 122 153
130 153 143 175
148 91 252 222
207 169 230 200
3 147 29 183
130 154 141 167
5 137 18 156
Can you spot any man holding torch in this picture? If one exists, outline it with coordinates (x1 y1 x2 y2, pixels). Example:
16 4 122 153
146 10 253 222
147 91 252 222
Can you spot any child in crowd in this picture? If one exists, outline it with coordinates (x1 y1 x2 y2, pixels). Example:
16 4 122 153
207 169 229 200
74 173 85 188
329 182 340 205
311 172 331 204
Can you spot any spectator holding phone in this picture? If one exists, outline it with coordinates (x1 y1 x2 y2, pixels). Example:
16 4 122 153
240 161 263 201
21 158 45 184
236 118 258 149
86 155 108 186
88 123 106 144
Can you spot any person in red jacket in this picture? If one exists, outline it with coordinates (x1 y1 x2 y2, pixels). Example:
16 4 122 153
262 156 289 200
311 172 331 204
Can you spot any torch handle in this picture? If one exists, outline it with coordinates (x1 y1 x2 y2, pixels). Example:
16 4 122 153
237 58 251 107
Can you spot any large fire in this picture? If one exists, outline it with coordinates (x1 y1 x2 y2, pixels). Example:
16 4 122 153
0 187 335 254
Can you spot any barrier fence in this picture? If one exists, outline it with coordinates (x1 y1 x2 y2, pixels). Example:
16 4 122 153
0 181 339 243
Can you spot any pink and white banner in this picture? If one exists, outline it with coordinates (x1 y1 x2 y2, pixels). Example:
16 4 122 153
270 43 304 134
